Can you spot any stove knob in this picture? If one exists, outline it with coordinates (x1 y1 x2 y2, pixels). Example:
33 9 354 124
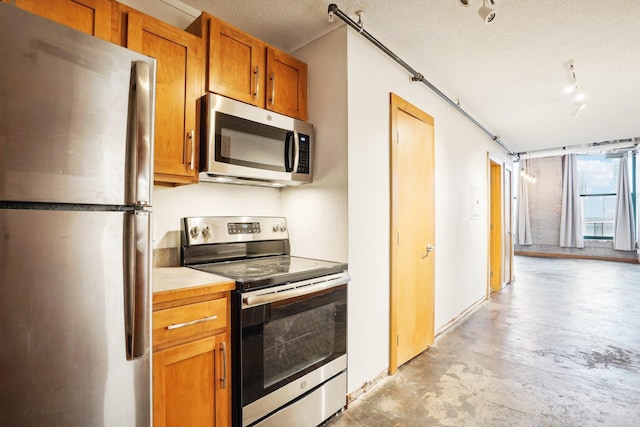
279 223 287 232
190 226 200 239
273 223 280 232
201 225 211 238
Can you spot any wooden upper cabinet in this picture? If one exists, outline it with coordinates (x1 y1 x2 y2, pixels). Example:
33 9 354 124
188 13 308 121
201 15 266 108
7 0 113 41
116 6 202 184
267 46 308 121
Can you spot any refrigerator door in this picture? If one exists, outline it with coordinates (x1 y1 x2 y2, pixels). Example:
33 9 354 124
0 208 151 426
0 4 155 206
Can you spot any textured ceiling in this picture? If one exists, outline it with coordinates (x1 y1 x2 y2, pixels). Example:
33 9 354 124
180 0 640 154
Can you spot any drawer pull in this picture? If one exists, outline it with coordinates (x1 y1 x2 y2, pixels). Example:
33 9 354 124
166 315 218 330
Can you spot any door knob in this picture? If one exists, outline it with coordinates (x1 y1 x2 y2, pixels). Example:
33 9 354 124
422 244 435 259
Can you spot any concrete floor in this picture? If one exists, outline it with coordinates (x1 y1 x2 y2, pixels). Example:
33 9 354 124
324 255 640 426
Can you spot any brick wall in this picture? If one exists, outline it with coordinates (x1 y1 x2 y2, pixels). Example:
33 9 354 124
515 156 637 262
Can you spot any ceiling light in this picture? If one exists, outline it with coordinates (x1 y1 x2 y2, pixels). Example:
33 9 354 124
459 0 472 6
478 0 496 24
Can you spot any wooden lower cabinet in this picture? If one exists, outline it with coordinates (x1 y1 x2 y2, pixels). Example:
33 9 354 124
153 332 230 426
153 288 232 427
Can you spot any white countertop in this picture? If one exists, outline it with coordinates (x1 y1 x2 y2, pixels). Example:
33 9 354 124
152 267 233 294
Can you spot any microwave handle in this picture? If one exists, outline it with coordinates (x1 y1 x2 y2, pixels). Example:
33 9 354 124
292 130 300 174
284 131 295 172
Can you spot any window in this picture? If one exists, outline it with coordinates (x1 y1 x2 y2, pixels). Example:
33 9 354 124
576 154 636 239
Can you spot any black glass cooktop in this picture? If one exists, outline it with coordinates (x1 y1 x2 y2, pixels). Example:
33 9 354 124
191 255 348 291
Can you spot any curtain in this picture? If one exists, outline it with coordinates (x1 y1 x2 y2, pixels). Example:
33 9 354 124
613 153 636 250
559 154 584 248
516 160 532 245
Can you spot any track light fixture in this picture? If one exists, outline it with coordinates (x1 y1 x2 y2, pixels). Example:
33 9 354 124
565 60 588 117
478 0 496 24
459 0 497 24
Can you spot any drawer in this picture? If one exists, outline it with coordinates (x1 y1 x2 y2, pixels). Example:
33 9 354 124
153 297 227 347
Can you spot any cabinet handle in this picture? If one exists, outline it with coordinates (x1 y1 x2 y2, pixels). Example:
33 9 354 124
166 314 218 330
254 66 260 100
220 341 227 389
270 72 275 106
187 129 195 170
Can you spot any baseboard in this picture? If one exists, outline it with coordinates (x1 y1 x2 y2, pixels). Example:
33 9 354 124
345 369 388 407
515 251 639 264
435 295 488 339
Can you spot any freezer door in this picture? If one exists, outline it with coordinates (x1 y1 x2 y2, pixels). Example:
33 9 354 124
0 209 151 426
0 4 155 206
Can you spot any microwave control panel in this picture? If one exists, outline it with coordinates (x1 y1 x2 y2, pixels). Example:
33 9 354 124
297 134 310 174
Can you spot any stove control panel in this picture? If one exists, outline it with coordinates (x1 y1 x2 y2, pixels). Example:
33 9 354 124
228 222 261 235
182 216 289 245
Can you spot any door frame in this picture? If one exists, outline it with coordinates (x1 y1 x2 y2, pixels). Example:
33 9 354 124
503 165 514 286
389 93 435 374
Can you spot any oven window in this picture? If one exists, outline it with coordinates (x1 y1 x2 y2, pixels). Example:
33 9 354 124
241 286 347 406
263 303 336 387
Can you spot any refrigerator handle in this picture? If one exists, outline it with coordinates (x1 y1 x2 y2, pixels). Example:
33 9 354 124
128 61 152 206
124 210 151 360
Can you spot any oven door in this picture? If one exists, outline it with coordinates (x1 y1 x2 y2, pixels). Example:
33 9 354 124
240 273 349 426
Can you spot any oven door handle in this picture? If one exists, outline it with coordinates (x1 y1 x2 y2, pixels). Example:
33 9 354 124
243 275 350 308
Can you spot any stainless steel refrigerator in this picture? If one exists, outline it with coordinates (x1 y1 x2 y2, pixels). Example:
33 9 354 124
0 4 155 426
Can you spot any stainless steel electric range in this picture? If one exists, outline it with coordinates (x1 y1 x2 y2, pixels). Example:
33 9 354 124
181 216 349 427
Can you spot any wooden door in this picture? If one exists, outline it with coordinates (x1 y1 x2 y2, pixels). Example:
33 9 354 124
153 333 230 427
10 0 112 41
390 94 435 372
267 47 308 121
119 7 202 184
489 160 502 291
207 16 266 108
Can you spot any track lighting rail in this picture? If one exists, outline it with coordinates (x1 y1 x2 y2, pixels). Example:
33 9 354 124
327 3 518 158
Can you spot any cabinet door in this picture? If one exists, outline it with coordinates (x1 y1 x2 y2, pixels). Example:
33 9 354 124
121 8 202 184
208 17 266 108
266 47 308 121
153 333 230 427
8 0 112 41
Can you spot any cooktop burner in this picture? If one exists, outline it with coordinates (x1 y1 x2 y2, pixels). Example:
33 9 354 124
191 255 346 291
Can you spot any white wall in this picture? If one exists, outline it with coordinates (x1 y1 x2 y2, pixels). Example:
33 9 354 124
342 29 512 393
281 27 349 263
153 184 280 248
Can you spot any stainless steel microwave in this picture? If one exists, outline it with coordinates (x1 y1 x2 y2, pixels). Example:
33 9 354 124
199 93 314 187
